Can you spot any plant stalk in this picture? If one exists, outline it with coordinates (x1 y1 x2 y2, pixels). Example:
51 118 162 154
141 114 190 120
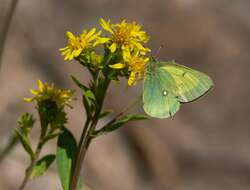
18 140 43 190
18 115 47 190
19 157 36 190
0 0 19 70
69 78 110 190
0 134 18 163
69 119 95 190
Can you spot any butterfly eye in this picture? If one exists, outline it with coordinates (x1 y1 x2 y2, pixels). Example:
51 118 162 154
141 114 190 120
162 90 168 96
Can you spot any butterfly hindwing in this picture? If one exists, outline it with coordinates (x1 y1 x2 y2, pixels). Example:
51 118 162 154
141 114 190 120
160 61 213 103
143 64 180 118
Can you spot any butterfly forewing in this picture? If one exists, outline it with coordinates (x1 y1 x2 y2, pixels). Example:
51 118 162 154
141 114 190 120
143 64 180 118
160 61 213 102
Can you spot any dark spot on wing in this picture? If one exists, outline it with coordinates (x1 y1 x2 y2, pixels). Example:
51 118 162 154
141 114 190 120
182 72 187 77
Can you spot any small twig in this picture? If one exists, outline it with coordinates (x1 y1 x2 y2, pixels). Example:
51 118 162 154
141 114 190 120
19 159 36 190
119 94 142 116
92 95 142 137
0 0 19 70
19 112 48 190
18 141 43 190
0 134 18 163
104 94 142 127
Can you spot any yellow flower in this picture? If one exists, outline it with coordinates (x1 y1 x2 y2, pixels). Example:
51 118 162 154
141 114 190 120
60 28 101 61
24 80 74 108
110 50 149 86
95 18 150 58
127 52 149 86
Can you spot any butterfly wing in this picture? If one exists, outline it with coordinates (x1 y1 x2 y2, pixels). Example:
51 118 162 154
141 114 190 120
160 61 213 103
143 64 180 118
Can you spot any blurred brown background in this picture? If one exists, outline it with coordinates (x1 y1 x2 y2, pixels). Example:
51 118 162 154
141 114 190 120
0 0 250 189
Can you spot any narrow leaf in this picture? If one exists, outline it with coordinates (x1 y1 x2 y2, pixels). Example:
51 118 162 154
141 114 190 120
15 129 34 158
42 132 62 145
85 90 96 101
77 180 82 190
71 75 95 117
30 154 55 179
99 110 113 119
71 75 88 91
71 75 96 101
82 94 92 118
56 128 77 190
94 114 148 137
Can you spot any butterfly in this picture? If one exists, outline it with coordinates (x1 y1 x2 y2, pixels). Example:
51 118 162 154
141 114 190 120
143 60 213 118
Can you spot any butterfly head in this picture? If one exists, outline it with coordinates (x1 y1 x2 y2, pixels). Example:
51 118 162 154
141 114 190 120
147 45 164 68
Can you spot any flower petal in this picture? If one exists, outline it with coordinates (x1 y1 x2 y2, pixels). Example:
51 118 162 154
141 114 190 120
66 31 75 39
109 43 117 53
109 63 126 69
85 28 97 39
74 49 82 57
93 37 110 46
100 18 114 34
122 46 131 62
23 98 33 102
128 72 136 86
30 89 39 95
38 80 44 91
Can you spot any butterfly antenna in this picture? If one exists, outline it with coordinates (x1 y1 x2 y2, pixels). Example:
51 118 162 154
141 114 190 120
150 45 163 63
155 45 163 57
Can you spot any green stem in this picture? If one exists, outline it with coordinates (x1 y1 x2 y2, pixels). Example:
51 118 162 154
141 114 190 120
69 78 110 190
19 114 48 190
19 158 35 190
69 117 90 189
69 118 95 190
18 139 43 190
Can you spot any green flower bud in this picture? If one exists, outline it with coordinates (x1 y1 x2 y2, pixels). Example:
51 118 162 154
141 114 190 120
18 113 35 135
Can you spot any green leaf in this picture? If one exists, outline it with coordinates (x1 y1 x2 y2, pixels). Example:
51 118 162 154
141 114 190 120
85 90 96 101
71 75 88 91
15 129 34 159
56 128 77 190
99 110 113 119
82 93 94 118
30 154 55 179
71 76 96 101
94 114 148 137
77 180 82 190
42 132 62 145
71 75 95 117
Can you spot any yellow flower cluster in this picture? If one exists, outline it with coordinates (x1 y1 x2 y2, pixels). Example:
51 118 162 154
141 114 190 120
60 28 101 61
97 18 150 85
110 50 149 86
60 18 151 86
24 80 74 108
95 18 150 57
